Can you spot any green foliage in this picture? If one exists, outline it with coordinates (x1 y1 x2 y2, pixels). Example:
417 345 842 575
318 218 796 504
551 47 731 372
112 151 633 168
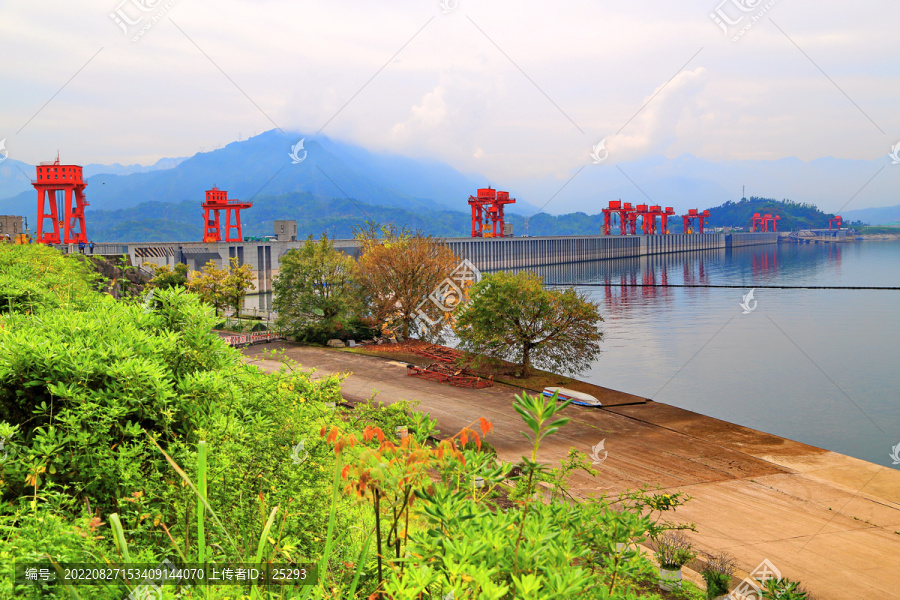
185 257 255 318
708 197 846 231
223 256 255 319
147 262 189 289
455 271 604 377
760 577 810 599
653 531 695 569
274 233 361 342
701 552 735 598
0 287 236 510
0 245 100 314
343 393 683 599
0 246 371 597
186 258 228 315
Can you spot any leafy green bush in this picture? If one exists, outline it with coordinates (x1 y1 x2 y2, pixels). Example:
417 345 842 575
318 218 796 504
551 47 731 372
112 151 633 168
0 245 100 314
322 391 698 599
0 247 378 596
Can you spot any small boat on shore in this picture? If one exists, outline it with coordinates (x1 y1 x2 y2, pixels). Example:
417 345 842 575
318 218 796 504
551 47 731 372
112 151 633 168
542 387 602 407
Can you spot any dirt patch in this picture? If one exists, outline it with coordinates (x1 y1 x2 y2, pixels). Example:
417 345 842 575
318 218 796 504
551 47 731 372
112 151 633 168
347 339 647 406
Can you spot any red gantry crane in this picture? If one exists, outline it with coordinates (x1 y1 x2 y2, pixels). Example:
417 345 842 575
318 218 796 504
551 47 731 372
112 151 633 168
468 187 516 237
829 215 842 230
602 200 635 235
635 204 675 234
751 212 781 232
682 209 711 233
33 157 89 244
202 187 251 242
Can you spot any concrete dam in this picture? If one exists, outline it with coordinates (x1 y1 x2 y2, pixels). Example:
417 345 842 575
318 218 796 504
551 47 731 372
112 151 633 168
67 232 778 313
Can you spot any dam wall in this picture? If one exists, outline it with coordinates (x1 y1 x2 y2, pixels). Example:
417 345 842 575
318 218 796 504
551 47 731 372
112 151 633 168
54 233 776 313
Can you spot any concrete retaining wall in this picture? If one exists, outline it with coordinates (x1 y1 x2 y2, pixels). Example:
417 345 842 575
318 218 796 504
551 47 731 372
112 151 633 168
728 232 779 247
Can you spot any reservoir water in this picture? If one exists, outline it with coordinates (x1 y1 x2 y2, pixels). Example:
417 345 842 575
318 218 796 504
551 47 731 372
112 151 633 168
529 240 900 469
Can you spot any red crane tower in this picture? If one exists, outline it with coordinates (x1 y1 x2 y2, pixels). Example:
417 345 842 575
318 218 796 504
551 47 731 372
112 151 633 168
682 209 711 233
635 205 675 234
751 212 765 232
751 212 780 232
468 187 516 237
602 200 635 235
202 187 251 242
829 215 842 230
32 157 88 244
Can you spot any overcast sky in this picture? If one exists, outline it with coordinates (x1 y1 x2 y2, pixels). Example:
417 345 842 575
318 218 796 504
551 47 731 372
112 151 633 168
2 0 898 202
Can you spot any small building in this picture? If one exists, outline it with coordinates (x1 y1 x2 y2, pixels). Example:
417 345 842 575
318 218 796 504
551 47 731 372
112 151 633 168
0 215 24 240
274 220 297 241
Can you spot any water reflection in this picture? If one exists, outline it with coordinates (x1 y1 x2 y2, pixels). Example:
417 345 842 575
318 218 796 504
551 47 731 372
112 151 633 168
497 241 900 469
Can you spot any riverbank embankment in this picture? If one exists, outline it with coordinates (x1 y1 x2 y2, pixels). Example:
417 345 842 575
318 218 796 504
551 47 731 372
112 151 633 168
243 341 900 600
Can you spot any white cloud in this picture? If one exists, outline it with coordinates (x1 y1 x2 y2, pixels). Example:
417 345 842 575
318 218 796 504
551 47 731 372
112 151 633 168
391 85 449 141
604 68 710 163
0 0 898 208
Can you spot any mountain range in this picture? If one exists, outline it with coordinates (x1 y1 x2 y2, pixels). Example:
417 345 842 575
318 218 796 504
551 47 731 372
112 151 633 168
0 129 898 241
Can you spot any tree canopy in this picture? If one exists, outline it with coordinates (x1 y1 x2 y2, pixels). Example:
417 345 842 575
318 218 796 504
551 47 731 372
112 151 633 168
455 271 604 378
186 257 255 317
354 222 460 338
147 262 189 290
273 233 361 340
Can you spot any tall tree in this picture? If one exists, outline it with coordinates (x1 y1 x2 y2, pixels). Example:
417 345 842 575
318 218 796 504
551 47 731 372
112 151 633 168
273 233 360 338
354 222 461 339
186 259 228 316
454 271 603 378
222 256 255 319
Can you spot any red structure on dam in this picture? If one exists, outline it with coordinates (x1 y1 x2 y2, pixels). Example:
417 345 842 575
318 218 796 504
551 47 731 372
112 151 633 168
602 200 634 235
33 157 88 244
682 209 711 233
751 213 781 233
829 215 842 230
202 187 251 242
468 187 515 237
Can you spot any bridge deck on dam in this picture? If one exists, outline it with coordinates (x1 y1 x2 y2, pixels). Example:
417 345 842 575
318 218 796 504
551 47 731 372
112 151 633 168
55 232 777 312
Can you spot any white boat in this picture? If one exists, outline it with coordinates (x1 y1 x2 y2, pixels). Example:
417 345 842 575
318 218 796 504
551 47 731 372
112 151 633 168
541 386 602 407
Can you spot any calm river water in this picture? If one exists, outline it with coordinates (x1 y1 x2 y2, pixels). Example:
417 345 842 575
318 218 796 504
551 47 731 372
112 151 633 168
527 240 900 469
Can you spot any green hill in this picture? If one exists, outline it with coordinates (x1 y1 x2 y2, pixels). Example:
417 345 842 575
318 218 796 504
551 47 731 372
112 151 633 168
707 197 864 231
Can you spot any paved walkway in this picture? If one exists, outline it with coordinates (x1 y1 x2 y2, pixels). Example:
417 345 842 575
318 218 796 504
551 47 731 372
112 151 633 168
244 343 900 600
